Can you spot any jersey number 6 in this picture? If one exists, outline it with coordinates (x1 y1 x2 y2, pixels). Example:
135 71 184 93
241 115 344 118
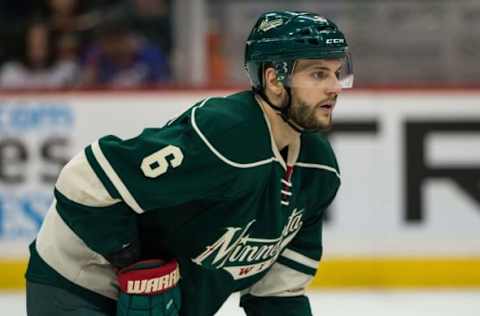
141 145 184 178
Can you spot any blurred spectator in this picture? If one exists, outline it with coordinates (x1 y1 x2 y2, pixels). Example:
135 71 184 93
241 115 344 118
0 20 79 88
38 0 102 55
115 0 172 55
45 0 96 33
0 1 42 63
79 19 170 87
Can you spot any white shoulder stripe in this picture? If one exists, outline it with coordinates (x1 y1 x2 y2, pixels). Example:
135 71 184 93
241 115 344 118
90 141 145 214
36 201 118 299
295 162 341 179
191 98 276 169
281 248 319 269
56 151 121 207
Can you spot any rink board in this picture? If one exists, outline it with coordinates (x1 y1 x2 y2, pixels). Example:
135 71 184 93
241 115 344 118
0 89 479 288
2 257 480 290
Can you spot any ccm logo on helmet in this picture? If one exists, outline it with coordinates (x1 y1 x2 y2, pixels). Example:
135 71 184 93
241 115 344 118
326 38 345 44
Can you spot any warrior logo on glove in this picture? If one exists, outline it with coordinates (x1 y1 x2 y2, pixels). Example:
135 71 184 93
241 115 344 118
118 259 180 295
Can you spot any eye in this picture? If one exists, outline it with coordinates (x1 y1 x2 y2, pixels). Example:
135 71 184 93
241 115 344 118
311 71 329 80
335 71 340 79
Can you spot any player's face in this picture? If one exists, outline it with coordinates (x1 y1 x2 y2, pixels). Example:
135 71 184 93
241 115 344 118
288 59 343 130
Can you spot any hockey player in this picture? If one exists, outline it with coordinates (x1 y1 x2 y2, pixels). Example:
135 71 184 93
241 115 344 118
26 10 354 316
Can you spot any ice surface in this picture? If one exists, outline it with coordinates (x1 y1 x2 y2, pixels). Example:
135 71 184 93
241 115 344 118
2 290 480 315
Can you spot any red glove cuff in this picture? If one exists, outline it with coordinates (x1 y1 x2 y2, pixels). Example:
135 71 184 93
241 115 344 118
117 259 180 295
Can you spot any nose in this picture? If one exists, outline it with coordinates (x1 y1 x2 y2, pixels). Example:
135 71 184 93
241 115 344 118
326 77 343 95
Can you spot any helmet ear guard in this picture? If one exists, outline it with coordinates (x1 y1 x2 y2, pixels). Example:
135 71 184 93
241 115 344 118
260 61 295 87
273 61 295 85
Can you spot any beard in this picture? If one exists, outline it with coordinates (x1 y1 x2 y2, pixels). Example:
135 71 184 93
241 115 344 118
288 96 335 131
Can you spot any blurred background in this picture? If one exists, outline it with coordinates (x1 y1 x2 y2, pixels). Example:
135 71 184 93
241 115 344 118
0 0 479 315
1 0 479 88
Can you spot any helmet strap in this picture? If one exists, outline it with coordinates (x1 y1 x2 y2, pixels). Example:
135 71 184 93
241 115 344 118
282 86 305 133
254 86 305 133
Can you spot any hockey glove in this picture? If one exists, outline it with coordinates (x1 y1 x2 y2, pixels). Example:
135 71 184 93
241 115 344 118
117 259 181 316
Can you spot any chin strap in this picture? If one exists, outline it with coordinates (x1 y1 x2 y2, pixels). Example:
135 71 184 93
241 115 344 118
254 87 321 134
253 86 305 133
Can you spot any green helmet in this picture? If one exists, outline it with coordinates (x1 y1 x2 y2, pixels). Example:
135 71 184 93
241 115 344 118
244 11 353 89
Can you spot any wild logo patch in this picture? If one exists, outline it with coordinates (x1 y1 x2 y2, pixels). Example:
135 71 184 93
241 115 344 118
258 18 284 32
192 208 304 279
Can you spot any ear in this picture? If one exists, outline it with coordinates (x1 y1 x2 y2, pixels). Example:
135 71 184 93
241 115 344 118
264 67 283 96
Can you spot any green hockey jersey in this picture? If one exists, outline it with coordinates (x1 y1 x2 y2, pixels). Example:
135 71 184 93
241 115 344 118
26 91 341 316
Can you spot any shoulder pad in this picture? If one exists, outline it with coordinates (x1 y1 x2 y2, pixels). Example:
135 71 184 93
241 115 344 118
190 93 275 167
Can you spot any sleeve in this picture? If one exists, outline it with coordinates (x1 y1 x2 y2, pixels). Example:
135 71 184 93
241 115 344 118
83 107 244 214
53 149 139 258
240 190 339 316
